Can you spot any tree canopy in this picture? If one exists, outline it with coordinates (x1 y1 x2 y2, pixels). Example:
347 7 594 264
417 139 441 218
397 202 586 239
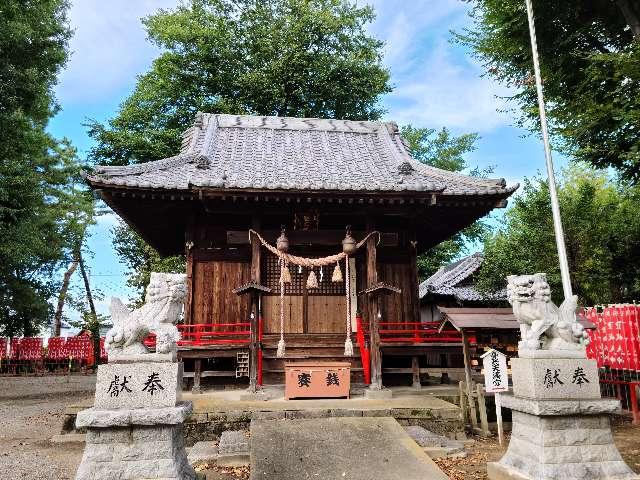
457 0 640 182
0 0 92 336
91 0 393 299
476 164 640 306
89 0 391 167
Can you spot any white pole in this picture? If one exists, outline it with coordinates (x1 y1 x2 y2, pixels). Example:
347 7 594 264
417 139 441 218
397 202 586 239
495 392 504 446
524 0 573 300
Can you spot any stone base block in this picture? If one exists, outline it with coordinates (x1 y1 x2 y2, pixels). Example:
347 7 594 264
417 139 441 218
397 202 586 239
239 390 270 401
76 423 196 480
94 361 182 409
511 357 600 400
364 388 393 400
75 403 195 480
187 441 218 464
489 409 639 480
487 462 533 480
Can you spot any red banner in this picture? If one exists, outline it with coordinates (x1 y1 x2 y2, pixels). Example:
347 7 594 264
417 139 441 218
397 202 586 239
585 305 640 372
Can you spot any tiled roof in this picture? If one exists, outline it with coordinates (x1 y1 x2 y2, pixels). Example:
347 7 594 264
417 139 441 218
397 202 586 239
419 252 507 302
86 113 518 196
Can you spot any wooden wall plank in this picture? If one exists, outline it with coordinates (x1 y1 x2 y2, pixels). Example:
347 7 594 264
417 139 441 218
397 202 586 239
307 296 346 333
379 261 416 326
192 260 251 329
262 295 303 334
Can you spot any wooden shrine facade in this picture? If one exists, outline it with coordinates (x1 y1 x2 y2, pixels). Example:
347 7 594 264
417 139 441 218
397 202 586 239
86 113 518 392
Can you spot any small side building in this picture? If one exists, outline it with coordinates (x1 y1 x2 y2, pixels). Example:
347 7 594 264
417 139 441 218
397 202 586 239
412 253 518 383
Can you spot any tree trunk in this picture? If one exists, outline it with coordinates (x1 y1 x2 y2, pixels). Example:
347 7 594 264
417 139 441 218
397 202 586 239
53 257 79 336
78 250 96 318
78 250 100 367
616 0 640 40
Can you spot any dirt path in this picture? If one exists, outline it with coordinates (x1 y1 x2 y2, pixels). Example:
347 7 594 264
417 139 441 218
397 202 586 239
0 375 95 480
0 376 638 480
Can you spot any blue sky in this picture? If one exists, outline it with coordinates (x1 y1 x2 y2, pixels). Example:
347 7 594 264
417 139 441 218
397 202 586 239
47 0 562 317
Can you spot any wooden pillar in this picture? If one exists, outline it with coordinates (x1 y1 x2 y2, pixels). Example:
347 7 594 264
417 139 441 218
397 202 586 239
477 383 490 436
409 234 420 325
248 305 259 392
192 359 202 394
249 218 261 391
250 218 261 282
302 267 309 333
409 234 421 391
461 329 478 428
184 241 194 325
366 217 382 390
411 356 421 389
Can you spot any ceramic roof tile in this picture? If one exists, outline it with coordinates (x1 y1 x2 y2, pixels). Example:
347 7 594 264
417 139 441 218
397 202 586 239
87 113 519 196
419 253 507 302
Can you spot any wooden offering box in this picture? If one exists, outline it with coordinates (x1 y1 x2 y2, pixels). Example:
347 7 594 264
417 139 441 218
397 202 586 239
285 362 351 399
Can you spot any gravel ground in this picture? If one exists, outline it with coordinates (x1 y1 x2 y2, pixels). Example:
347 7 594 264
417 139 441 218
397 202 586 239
434 417 640 480
1 376 639 480
0 375 95 480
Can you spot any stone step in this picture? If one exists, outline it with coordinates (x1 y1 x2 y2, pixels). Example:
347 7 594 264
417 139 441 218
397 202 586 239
249 417 449 480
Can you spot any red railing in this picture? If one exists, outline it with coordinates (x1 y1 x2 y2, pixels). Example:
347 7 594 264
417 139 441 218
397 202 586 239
378 322 465 344
144 323 252 348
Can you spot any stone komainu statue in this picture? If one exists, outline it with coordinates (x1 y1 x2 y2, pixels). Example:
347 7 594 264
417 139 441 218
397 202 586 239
105 272 187 356
506 273 589 352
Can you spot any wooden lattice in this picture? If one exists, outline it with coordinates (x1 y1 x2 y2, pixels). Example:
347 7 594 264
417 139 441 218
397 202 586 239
262 254 345 296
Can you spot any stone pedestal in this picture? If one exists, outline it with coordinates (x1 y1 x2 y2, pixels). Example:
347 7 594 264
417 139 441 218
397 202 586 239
488 356 639 480
75 359 196 480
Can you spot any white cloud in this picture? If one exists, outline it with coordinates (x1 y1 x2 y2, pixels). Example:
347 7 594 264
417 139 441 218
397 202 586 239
364 0 512 132
384 41 512 131
56 0 178 103
365 0 462 72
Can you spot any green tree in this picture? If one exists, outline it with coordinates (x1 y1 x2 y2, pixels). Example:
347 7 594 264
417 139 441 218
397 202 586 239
476 164 640 305
89 0 392 300
456 0 640 182
0 0 95 336
401 125 491 279
88 0 391 166
112 223 185 305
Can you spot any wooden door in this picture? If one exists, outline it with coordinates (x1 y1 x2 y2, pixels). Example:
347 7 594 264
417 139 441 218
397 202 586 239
260 256 348 334
192 260 251 326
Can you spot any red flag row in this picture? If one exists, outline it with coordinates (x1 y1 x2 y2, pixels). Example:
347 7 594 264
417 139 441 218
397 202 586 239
584 305 640 373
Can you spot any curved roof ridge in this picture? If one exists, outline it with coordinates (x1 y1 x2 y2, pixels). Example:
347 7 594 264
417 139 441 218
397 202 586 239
92 153 198 177
390 132 515 193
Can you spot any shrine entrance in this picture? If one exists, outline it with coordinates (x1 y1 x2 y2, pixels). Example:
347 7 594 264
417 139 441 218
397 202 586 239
261 254 355 335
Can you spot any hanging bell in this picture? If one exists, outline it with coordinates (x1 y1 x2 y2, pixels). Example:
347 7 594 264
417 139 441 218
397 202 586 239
276 226 289 252
342 226 357 255
306 270 319 289
280 263 292 284
332 262 343 282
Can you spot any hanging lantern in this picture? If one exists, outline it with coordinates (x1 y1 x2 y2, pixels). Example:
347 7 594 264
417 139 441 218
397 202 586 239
332 262 343 282
306 269 319 289
342 226 356 255
276 226 289 252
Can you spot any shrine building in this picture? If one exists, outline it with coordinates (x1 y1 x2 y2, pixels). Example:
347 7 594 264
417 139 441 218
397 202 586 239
86 113 517 393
